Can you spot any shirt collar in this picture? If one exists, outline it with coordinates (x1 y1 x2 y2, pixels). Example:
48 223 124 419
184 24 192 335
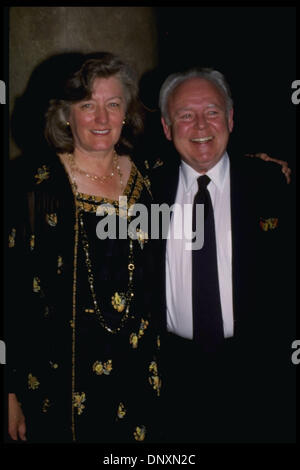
180 152 229 193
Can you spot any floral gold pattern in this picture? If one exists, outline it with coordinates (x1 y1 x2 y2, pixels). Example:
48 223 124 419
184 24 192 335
117 402 126 419
57 255 63 274
134 425 146 442
30 234 35 251
260 217 279 231
143 176 152 196
92 359 113 376
130 319 149 349
8 228 16 248
28 373 40 390
42 398 50 413
129 333 139 349
156 335 161 350
34 165 50 184
46 213 58 227
149 361 161 397
73 392 86 415
111 292 126 313
33 276 41 293
49 361 59 369
153 158 164 169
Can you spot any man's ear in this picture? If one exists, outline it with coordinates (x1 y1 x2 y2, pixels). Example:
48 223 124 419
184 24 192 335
228 108 234 133
161 117 172 141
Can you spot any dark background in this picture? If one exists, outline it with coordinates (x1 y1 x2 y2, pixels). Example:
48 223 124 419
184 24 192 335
140 6 297 169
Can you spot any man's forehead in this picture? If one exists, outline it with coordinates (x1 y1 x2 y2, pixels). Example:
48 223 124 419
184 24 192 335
169 78 226 109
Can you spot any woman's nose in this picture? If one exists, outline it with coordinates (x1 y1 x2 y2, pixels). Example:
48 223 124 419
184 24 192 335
94 106 108 124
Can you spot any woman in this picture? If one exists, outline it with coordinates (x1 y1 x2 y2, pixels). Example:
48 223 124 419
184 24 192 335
6 52 161 443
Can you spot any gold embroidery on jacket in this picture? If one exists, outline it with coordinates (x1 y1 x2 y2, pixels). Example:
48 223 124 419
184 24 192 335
134 425 146 441
117 402 126 419
73 392 86 415
30 234 35 251
33 276 41 293
28 373 40 390
149 361 162 396
34 165 50 184
8 228 16 248
92 359 113 376
42 398 50 413
46 213 58 227
57 255 63 274
129 319 149 349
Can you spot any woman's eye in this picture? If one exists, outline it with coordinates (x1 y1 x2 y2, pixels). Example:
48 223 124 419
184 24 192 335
80 103 92 109
108 102 120 108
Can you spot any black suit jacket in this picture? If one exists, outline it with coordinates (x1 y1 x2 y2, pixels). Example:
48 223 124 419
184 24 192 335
150 151 296 442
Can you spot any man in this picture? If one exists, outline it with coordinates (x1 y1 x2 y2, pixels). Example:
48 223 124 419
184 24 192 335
151 68 295 443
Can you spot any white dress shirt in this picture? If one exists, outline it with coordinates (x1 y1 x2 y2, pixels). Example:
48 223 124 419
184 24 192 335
166 152 234 339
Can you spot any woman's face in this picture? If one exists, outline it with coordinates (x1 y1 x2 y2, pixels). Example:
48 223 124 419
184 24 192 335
69 75 127 155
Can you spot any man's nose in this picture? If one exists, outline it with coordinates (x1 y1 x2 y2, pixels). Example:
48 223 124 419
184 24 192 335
194 113 207 129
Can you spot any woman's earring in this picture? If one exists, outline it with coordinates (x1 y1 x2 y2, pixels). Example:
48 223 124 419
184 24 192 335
66 121 70 127
122 119 126 125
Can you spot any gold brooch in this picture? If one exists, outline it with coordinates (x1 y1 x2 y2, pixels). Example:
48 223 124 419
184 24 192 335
34 165 50 184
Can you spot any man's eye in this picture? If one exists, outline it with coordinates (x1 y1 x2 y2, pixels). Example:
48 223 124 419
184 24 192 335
108 102 120 108
180 113 193 120
81 103 92 109
207 110 218 116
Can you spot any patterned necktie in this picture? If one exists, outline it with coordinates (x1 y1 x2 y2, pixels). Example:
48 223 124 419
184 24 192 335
192 175 224 352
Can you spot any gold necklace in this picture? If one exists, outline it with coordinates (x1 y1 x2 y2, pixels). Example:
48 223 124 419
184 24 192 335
68 151 124 188
79 210 135 334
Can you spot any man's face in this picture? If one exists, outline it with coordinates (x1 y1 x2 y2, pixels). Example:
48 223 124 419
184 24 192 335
161 77 234 173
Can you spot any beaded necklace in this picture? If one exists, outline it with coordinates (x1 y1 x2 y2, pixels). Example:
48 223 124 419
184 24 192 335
78 210 135 334
69 154 136 334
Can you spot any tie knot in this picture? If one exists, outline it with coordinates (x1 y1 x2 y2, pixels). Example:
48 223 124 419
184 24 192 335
197 175 210 191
